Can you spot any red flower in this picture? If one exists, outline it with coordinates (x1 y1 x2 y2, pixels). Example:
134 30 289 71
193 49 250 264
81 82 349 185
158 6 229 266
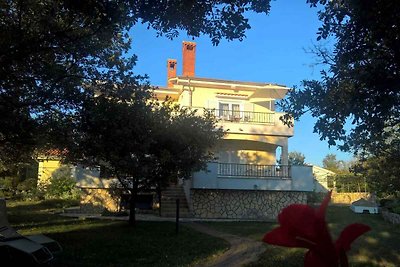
263 191 370 267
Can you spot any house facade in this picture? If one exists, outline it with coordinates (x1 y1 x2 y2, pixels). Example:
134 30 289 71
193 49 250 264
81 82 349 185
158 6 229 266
37 41 318 220
153 42 315 220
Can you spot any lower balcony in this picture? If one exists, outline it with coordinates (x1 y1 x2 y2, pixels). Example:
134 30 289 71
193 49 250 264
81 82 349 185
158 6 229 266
218 163 290 179
191 162 314 191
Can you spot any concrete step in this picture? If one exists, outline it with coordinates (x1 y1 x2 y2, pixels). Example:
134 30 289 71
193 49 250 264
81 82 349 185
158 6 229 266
160 186 191 217
161 198 187 202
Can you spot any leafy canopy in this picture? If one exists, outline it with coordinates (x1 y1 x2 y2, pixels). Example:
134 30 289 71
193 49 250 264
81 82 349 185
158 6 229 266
280 0 400 156
0 0 271 164
288 151 306 165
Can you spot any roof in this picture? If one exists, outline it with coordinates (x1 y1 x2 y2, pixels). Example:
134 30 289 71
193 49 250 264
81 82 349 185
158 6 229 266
173 76 287 88
351 198 378 207
166 76 289 99
37 149 68 160
312 165 336 175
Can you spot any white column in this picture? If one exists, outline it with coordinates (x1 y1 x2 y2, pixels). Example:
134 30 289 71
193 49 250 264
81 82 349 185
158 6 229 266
280 139 289 165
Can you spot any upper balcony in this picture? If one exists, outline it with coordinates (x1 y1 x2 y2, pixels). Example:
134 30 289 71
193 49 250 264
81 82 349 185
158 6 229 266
204 108 294 137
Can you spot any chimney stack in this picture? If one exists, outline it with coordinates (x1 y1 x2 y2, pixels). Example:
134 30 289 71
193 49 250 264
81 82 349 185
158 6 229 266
182 41 196 77
167 59 177 88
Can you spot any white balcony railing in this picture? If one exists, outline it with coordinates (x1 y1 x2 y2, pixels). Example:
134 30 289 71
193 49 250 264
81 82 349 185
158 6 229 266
205 109 275 124
218 163 291 178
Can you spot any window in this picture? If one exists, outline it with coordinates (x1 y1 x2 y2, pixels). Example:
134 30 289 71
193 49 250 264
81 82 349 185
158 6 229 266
218 102 243 121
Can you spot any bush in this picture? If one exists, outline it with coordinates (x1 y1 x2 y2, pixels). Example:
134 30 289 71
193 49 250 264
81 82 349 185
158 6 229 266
16 178 43 200
0 177 15 198
380 198 400 214
391 205 400 214
45 166 80 200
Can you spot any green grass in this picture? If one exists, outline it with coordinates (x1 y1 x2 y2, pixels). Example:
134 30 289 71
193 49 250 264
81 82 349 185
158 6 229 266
7 200 228 267
205 205 400 267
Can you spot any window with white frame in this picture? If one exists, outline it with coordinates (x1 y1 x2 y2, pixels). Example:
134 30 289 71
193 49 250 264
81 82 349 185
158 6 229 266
218 102 243 120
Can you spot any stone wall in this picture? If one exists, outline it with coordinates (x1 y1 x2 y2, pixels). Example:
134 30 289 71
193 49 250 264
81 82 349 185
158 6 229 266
331 192 371 204
191 189 307 220
79 188 120 213
382 210 400 224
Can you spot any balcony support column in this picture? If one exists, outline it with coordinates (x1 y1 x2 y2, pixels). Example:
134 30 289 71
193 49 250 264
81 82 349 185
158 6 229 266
280 139 289 166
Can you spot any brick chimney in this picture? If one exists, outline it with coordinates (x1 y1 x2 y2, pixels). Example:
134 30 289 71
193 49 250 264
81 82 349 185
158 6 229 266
167 59 177 88
182 41 196 77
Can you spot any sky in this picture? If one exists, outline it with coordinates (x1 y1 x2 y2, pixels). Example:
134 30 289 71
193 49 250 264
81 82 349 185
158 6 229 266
127 1 354 166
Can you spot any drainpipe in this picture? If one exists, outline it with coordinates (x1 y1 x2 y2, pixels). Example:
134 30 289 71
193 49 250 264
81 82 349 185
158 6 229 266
187 79 194 107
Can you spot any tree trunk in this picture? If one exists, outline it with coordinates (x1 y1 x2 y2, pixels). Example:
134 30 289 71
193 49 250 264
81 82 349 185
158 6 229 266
157 185 162 216
128 183 137 226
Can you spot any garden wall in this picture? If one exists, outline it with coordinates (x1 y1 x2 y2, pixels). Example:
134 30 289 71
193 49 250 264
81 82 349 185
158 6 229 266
190 189 307 220
331 192 371 204
79 188 119 213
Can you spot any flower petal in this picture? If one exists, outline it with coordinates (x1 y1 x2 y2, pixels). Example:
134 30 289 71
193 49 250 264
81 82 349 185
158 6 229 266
263 226 300 247
278 204 318 240
264 204 322 248
316 190 332 219
336 223 371 251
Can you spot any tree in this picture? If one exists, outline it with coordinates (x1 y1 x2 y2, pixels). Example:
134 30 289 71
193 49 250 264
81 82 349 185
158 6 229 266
65 94 223 225
288 151 306 165
1 0 271 165
148 103 224 215
280 0 400 156
353 151 400 198
322 154 341 173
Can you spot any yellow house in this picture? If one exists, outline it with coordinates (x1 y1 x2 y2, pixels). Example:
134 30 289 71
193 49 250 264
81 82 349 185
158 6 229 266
38 41 316 219
153 42 314 220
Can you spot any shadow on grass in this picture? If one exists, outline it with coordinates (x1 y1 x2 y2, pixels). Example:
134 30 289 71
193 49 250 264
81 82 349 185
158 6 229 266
48 221 228 267
206 206 400 267
327 206 400 267
6 200 229 267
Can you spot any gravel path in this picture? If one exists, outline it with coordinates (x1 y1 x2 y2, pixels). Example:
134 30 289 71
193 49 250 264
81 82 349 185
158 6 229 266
186 222 265 267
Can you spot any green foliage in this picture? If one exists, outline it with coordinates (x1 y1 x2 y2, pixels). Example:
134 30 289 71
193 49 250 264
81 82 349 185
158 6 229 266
281 0 400 155
354 153 400 197
65 94 224 224
0 177 15 198
288 151 305 165
334 173 367 193
322 154 341 172
1 0 271 167
0 161 39 199
45 166 80 200
391 206 400 215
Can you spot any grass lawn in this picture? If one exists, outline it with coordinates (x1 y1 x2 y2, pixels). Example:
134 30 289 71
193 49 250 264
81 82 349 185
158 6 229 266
206 205 400 267
6 200 228 267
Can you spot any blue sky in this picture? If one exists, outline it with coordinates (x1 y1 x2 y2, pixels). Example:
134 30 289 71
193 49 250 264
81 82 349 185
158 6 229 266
128 1 353 166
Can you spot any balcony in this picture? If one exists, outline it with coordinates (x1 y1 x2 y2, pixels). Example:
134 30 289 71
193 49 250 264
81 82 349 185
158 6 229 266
218 163 290 179
192 163 314 191
206 109 275 124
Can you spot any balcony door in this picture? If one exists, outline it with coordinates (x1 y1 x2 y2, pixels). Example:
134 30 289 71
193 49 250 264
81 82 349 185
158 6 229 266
218 102 242 121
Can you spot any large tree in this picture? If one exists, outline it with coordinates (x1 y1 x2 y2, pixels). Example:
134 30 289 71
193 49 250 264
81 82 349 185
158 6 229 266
0 0 271 165
66 93 223 225
288 151 306 165
280 0 400 156
354 152 400 197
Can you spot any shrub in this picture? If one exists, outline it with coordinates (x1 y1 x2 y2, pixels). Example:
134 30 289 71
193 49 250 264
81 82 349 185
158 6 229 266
45 166 80 200
16 178 43 200
391 205 400 214
0 176 15 198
